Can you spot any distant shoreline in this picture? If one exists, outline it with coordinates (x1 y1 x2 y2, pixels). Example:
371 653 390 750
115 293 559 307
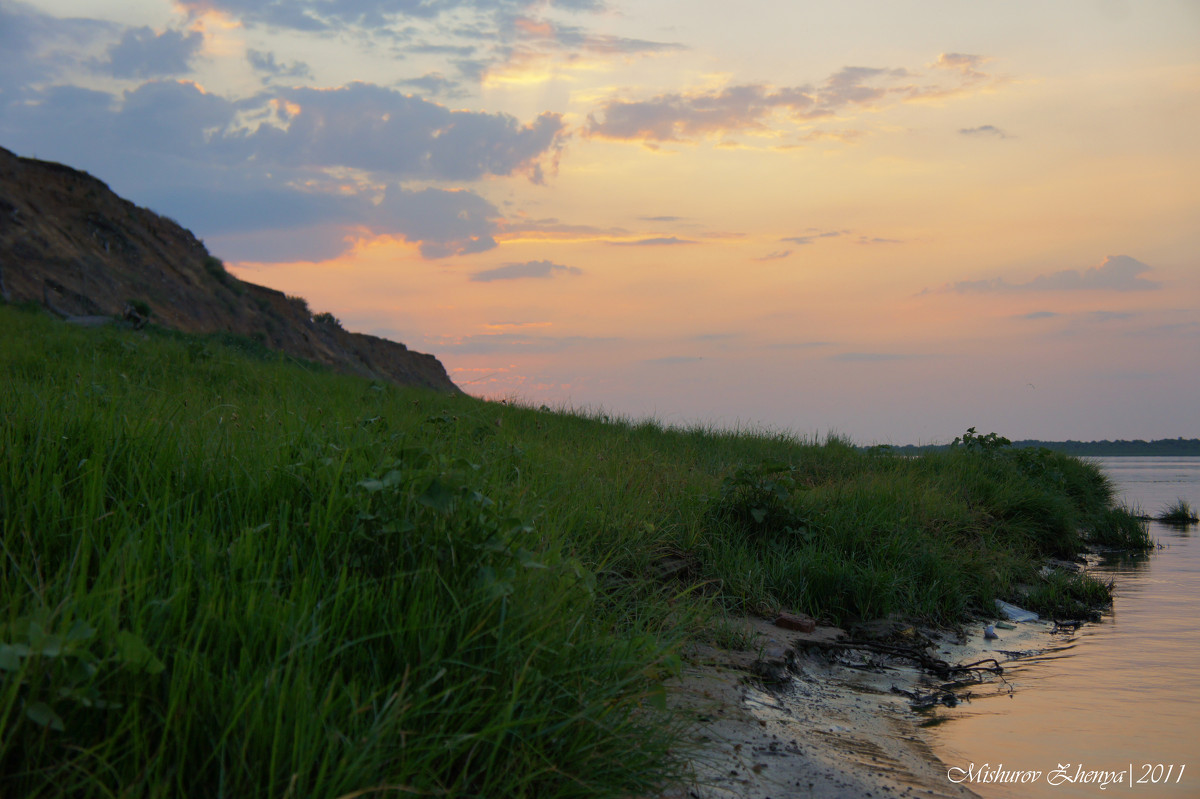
882 438 1200 457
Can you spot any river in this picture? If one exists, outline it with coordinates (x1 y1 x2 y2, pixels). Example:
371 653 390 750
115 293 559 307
926 457 1200 797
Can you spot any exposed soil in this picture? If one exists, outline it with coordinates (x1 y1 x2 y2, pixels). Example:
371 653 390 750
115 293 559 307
0 146 460 393
655 615 1054 799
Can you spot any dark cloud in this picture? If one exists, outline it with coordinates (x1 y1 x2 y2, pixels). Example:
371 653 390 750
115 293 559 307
0 84 116 157
639 215 684 222
585 55 996 145
437 332 618 355
2 78 522 261
450 14 681 86
180 0 444 31
585 57 989 143
102 27 204 78
934 52 988 79
0 4 116 91
179 0 606 33
765 340 835 350
643 355 703 365
782 230 847 245
500 218 629 238
166 184 501 261
9 77 565 182
940 255 1161 293
240 83 566 182
375 186 500 258
505 16 681 55
583 33 681 55
407 42 477 56
959 124 1010 138
546 0 607 11
114 80 237 156
396 71 465 97
246 49 312 81
205 224 359 262
586 84 816 142
754 250 793 261
1082 310 1136 323
778 229 901 247
831 352 910 362
1017 311 1060 320
608 236 696 246
470 259 582 281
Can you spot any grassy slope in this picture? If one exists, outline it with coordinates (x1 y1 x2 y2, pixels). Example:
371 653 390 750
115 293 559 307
0 306 1147 797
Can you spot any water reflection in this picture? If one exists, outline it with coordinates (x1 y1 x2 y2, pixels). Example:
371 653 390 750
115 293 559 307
924 458 1200 799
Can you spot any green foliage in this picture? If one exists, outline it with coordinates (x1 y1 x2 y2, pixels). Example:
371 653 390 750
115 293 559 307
0 614 164 739
704 617 758 651
1022 570 1114 621
286 294 310 316
203 255 226 278
714 462 810 539
951 426 1012 455
313 311 342 328
0 307 688 798
124 298 151 318
0 314 1139 796
1086 506 1153 549
203 255 243 295
1158 499 1198 525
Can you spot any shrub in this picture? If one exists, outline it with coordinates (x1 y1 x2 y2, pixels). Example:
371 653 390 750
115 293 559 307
1085 506 1153 549
1158 499 1198 525
286 294 310 316
1022 570 1113 621
125 298 151 318
313 311 342 329
203 255 227 281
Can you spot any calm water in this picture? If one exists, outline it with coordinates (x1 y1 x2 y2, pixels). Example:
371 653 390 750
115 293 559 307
927 457 1200 797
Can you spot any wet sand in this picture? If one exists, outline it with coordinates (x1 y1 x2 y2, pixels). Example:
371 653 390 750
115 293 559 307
659 616 1064 799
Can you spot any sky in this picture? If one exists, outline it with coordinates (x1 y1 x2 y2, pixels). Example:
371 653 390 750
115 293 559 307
3 0 1198 444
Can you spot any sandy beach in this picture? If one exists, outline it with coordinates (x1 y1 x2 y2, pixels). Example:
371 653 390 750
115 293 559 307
659 615 1064 799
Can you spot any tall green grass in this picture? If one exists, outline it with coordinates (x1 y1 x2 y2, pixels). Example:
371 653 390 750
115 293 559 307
1157 499 1198 525
0 305 1144 796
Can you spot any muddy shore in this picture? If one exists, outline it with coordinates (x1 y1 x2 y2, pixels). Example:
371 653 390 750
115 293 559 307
659 615 1065 799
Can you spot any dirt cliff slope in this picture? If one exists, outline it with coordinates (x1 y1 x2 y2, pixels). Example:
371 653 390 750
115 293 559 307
0 146 460 394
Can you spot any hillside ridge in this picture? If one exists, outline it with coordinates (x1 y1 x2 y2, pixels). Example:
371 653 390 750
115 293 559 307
0 146 460 394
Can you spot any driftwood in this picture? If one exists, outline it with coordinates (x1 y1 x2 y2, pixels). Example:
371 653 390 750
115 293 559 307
794 637 1004 679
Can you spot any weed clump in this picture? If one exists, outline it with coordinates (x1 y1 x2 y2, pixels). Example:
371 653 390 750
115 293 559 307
1157 499 1198 525
1022 570 1114 621
1085 505 1153 549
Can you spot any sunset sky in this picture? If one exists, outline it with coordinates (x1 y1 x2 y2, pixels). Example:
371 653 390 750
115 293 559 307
3 0 1198 443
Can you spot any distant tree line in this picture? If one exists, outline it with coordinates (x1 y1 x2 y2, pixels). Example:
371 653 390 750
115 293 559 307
881 438 1200 457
